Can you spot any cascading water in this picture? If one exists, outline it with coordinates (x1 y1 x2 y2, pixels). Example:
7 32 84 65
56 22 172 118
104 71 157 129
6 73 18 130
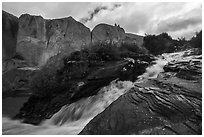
2 80 134 135
136 49 199 82
3 49 199 135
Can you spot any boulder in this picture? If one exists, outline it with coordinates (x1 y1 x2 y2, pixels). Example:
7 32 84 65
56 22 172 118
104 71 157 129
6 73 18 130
91 23 125 44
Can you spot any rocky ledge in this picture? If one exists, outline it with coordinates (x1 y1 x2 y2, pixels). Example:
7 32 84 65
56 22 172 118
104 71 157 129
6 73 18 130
80 49 202 135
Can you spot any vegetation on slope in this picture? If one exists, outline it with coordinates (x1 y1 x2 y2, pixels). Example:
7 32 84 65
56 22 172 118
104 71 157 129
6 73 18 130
143 30 202 55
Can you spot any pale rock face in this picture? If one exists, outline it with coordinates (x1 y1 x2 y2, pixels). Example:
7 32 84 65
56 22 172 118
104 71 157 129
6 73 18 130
91 23 126 44
18 14 46 42
2 11 19 61
17 15 91 66
46 17 91 49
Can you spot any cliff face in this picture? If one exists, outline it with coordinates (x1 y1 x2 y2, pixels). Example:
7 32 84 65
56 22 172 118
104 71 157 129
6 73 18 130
2 11 19 61
17 15 91 66
4 11 145 67
2 11 19 72
91 23 126 44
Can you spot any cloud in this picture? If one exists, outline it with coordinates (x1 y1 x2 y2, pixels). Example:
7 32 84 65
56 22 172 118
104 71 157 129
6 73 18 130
2 2 92 19
157 15 202 33
84 2 202 39
79 3 121 24
80 6 108 24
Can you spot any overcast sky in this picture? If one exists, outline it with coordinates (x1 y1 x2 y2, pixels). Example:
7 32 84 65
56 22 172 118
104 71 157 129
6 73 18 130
2 2 202 39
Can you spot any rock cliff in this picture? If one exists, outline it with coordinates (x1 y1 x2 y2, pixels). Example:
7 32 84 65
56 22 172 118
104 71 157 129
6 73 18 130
3 11 146 67
17 14 91 66
2 11 19 60
91 23 126 44
2 11 19 71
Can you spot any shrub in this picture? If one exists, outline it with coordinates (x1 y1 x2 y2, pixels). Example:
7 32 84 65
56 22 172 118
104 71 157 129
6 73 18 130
190 30 202 49
143 33 177 55
88 42 121 61
30 64 61 98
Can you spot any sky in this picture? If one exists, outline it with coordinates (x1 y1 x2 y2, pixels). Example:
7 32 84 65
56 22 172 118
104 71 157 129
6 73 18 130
2 2 202 39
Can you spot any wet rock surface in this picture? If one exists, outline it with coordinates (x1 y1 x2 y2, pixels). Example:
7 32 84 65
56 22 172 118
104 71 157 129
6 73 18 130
80 49 202 135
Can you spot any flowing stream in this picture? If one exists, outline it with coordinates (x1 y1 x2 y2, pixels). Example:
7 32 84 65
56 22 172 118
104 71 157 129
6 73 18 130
2 49 199 135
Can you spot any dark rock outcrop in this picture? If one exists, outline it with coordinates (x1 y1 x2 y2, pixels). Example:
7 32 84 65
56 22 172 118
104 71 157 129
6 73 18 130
91 23 125 44
2 10 19 71
17 14 91 66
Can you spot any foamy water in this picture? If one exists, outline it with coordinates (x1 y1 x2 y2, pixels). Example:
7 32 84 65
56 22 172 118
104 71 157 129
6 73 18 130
137 49 200 82
3 49 200 135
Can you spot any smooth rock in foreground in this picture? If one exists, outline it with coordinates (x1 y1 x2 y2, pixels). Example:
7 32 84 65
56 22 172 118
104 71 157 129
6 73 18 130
80 80 201 135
